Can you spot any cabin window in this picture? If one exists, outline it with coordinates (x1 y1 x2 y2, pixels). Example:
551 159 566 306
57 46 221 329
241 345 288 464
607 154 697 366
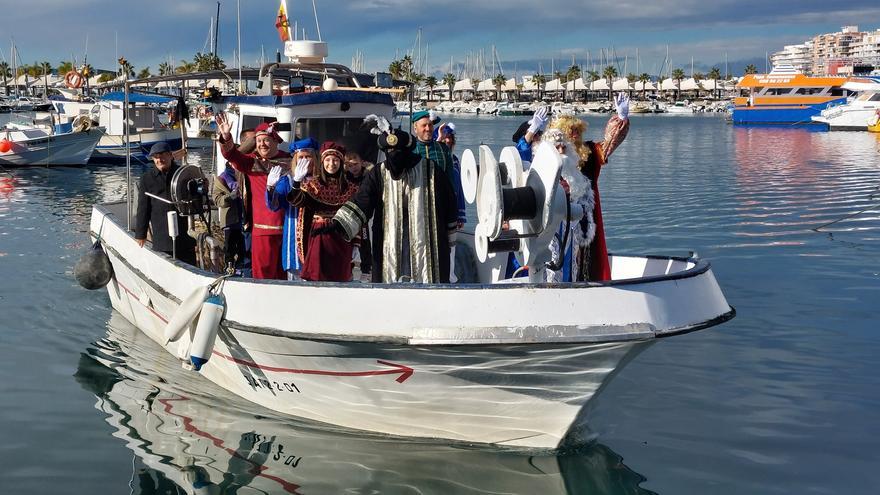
868 94 880 102
830 88 845 96
795 88 823 95
240 116 277 136
294 118 362 144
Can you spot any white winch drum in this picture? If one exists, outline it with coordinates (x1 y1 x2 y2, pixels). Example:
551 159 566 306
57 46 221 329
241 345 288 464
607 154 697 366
460 148 478 204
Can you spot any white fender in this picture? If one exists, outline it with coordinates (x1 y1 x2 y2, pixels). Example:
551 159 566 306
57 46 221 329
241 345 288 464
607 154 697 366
189 294 225 371
163 285 210 344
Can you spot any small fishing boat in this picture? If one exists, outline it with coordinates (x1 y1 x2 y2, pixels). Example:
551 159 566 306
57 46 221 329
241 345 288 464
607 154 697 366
732 65 849 124
52 92 182 162
0 118 104 167
82 42 734 450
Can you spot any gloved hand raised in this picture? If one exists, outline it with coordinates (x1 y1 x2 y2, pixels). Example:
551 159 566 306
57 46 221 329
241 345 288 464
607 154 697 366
615 92 630 120
266 166 282 190
292 158 310 183
528 106 550 134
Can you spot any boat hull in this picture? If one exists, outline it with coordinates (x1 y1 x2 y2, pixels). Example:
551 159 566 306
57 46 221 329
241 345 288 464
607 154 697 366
92 131 182 162
90 201 734 448
0 128 104 166
732 98 846 125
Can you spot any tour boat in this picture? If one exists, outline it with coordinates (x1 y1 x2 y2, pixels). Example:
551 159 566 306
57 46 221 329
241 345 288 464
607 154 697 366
83 41 735 450
732 65 849 124
811 76 880 130
0 119 104 166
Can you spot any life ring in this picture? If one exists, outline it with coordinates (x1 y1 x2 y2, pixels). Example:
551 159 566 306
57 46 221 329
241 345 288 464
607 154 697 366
64 71 85 89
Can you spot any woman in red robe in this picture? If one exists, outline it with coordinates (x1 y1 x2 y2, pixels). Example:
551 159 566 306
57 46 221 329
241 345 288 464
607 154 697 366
287 141 360 282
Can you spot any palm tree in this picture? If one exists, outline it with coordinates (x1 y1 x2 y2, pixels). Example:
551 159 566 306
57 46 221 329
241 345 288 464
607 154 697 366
193 52 225 71
425 75 438 102
98 73 115 84
743 64 757 75
565 65 581 84
388 60 403 80
602 65 617 101
118 58 135 78
158 62 173 76
532 73 546 101
638 73 651 99
707 67 722 99
399 55 414 81
175 60 196 74
671 68 686 100
492 73 506 101
626 72 637 98
137 67 152 79
0 62 10 95
57 61 74 74
442 72 456 101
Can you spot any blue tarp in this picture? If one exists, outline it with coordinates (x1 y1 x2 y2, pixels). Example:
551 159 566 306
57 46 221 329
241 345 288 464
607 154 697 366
100 91 175 104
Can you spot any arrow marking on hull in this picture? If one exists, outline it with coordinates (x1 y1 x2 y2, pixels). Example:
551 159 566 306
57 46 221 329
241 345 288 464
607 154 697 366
212 352 415 383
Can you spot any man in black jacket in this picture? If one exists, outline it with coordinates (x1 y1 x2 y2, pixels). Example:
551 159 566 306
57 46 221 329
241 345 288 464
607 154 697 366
135 142 197 265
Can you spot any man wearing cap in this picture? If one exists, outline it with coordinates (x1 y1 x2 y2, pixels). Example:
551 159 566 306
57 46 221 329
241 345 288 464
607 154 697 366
411 110 455 188
134 142 197 265
332 127 458 283
266 137 319 280
215 113 289 279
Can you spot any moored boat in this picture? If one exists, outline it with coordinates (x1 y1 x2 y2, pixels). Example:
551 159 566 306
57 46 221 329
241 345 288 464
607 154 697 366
0 119 104 167
732 65 849 124
811 76 880 130
83 42 735 450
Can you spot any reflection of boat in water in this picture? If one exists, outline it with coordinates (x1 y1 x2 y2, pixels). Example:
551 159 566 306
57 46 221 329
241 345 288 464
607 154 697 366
74 313 657 495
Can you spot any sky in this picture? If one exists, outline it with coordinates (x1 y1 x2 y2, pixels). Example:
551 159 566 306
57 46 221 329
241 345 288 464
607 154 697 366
1 0 879 78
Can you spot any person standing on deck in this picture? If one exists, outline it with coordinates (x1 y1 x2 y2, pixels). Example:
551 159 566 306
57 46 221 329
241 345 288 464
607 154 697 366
266 137 319 280
215 113 288 279
547 93 630 282
134 142 197 265
287 141 360 282
411 110 456 189
435 122 466 228
212 164 246 271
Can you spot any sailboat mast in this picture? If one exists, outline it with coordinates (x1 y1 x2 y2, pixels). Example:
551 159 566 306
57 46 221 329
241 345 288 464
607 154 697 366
213 2 220 56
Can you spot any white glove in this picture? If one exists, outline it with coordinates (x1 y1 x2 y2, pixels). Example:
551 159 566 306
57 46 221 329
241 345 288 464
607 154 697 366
615 93 630 120
527 106 549 134
228 187 239 200
266 166 282 190
293 158 310 182
352 246 361 264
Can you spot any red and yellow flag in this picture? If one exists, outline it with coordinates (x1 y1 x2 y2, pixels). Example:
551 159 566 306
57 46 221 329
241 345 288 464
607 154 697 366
275 2 291 42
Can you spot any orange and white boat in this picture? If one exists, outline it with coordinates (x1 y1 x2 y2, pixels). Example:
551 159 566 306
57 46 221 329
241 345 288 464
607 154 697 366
733 65 849 125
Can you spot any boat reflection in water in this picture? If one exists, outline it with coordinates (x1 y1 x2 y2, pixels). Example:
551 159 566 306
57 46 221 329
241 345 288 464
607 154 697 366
76 313 657 495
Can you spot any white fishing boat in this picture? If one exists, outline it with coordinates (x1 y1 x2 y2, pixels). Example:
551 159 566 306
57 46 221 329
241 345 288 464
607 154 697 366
811 76 880 130
662 101 695 114
52 92 183 162
0 119 104 166
82 42 734 450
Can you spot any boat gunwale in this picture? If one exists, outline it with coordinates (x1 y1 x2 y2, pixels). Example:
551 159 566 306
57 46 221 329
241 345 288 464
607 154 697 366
92 201 715 291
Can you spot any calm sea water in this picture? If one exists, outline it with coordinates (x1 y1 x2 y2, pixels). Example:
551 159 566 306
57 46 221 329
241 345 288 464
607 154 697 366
1 113 879 493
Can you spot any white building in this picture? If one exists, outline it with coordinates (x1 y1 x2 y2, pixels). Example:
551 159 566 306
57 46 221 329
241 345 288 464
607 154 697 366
770 42 813 73
850 28 880 65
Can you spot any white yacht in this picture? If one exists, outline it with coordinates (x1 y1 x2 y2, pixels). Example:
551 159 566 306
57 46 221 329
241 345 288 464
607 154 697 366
811 76 880 130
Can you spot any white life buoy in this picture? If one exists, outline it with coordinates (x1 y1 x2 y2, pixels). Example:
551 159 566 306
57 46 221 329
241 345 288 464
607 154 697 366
163 285 210 344
189 294 225 371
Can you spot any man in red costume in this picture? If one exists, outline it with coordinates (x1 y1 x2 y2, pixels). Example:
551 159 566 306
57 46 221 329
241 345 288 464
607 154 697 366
215 113 289 279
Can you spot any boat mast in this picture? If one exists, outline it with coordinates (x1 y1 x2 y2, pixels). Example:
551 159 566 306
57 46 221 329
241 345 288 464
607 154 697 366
213 1 220 56
236 0 242 93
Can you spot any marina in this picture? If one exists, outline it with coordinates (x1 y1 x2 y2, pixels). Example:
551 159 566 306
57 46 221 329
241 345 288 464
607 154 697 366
1 4 880 494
